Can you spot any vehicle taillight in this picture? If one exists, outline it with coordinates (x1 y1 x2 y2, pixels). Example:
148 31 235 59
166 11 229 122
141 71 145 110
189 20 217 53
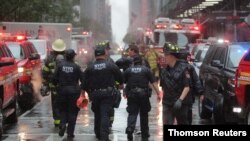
82 31 89 35
156 25 161 29
190 26 200 31
16 35 25 41
172 24 182 30
67 27 71 32
155 24 167 29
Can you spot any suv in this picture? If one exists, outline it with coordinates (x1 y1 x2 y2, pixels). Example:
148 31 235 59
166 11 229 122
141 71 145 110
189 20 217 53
5 36 42 110
192 43 210 75
235 48 250 124
0 41 19 138
199 42 250 124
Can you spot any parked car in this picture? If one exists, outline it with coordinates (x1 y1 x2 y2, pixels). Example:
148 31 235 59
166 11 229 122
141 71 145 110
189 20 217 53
235 48 250 124
199 42 250 124
192 43 210 75
0 41 19 138
5 35 42 110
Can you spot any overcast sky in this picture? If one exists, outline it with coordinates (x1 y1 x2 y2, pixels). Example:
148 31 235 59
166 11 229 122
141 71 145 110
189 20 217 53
110 0 129 46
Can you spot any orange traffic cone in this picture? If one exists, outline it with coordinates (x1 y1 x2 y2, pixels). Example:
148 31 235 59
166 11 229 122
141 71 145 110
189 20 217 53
76 95 88 110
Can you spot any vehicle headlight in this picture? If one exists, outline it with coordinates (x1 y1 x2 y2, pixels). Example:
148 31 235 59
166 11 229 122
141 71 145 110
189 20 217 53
18 67 24 73
233 107 242 113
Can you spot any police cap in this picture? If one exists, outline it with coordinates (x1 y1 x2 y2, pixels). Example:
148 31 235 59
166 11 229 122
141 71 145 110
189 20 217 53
133 55 142 64
65 49 76 60
95 46 106 56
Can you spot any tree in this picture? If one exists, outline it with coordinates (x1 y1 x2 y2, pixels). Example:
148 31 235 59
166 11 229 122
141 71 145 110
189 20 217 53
0 0 76 23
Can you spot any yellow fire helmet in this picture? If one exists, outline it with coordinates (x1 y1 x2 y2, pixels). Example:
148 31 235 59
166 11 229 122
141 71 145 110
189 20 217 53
52 39 66 52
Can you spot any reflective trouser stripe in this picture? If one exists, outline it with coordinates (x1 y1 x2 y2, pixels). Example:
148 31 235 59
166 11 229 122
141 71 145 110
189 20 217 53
54 119 60 125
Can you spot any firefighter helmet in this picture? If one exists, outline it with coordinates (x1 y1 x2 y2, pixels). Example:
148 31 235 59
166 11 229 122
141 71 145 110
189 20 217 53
96 40 110 49
52 39 66 52
163 42 180 54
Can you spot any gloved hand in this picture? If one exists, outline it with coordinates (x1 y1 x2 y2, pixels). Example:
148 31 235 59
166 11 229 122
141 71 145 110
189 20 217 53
173 99 182 111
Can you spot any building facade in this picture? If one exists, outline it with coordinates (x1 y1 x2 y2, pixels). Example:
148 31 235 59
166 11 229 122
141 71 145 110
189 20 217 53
80 0 112 40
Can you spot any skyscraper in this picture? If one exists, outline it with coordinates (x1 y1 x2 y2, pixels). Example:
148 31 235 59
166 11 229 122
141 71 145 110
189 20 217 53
80 0 112 40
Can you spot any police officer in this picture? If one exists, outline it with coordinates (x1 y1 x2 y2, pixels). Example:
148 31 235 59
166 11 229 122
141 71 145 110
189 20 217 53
124 56 160 141
160 42 192 125
115 44 150 71
53 49 84 138
96 41 116 131
83 46 123 141
42 38 66 127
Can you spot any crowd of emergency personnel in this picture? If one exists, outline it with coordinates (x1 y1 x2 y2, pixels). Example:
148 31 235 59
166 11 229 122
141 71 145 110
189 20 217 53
40 35 205 141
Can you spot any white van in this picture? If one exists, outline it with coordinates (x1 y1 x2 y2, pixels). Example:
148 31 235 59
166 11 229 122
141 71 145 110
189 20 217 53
29 39 49 61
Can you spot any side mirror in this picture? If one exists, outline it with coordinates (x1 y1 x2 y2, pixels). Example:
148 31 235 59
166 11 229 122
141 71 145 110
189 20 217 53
29 53 40 60
211 60 223 68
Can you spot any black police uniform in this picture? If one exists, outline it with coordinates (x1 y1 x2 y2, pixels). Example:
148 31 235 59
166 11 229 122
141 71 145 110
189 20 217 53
83 57 123 141
53 57 84 137
115 55 150 71
123 57 156 140
160 60 192 125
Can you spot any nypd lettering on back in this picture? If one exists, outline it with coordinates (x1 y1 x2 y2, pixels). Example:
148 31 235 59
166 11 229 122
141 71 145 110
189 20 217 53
131 67 142 73
62 66 74 73
94 63 107 70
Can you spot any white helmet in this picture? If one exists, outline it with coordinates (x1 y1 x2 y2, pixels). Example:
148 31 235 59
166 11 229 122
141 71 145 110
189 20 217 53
52 39 66 52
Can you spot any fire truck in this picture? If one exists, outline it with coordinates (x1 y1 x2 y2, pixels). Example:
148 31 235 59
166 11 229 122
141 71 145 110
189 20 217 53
2 34 42 110
0 22 72 50
0 33 19 138
144 17 201 65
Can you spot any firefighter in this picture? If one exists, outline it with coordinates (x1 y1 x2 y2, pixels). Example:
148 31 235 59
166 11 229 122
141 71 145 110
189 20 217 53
124 56 160 141
53 49 84 139
83 46 123 141
160 42 192 125
42 39 66 127
145 45 160 80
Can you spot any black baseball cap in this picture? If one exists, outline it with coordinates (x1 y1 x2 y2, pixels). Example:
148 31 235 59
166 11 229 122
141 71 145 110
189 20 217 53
95 46 106 56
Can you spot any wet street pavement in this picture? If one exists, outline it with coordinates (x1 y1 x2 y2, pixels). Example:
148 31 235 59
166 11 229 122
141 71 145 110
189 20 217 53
2 92 210 141
2 92 163 141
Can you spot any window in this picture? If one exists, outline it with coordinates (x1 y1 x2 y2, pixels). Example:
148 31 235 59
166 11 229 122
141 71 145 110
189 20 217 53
227 44 250 68
3 45 13 57
244 50 250 62
211 47 226 65
6 42 23 59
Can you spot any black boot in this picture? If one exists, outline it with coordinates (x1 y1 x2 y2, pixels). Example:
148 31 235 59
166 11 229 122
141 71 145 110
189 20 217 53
127 133 133 141
58 125 66 137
